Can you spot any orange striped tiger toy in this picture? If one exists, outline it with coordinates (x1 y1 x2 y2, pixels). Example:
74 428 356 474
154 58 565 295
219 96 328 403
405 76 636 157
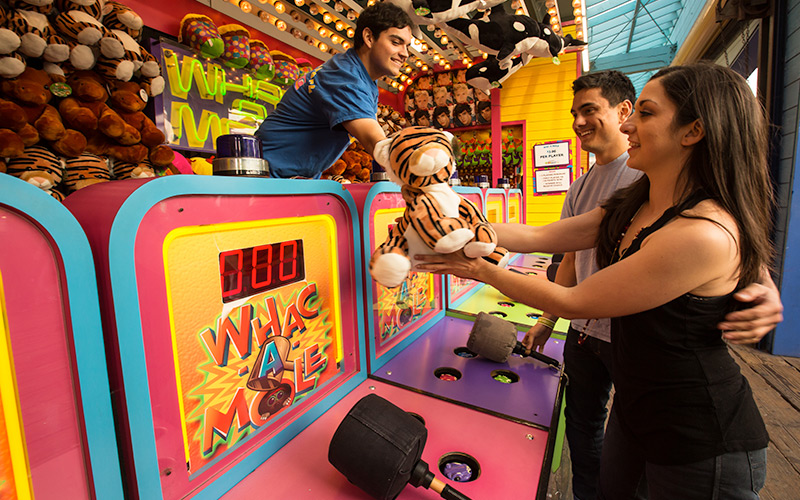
370 126 509 288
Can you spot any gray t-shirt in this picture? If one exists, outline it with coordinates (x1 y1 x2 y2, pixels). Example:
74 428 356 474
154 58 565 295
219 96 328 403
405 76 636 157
560 152 642 342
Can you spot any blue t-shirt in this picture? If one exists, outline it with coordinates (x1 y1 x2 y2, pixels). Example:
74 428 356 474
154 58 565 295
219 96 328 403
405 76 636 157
255 49 378 178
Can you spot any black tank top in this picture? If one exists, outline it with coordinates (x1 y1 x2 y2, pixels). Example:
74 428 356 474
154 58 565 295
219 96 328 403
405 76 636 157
610 194 768 465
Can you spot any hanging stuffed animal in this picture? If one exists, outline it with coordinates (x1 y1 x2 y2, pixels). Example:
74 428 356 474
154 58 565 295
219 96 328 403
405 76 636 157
179 14 224 59
370 126 509 288
466 53 531 94
445 6 585 69
248 39 275 80
385 0 506 35
218 24 250 69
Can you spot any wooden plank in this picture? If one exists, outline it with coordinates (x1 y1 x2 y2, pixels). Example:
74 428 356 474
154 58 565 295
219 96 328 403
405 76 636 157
733 348 800 480
760 442 800 500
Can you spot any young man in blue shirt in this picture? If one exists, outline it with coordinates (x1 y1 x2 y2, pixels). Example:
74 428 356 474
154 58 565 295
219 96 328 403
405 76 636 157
256 3 413 178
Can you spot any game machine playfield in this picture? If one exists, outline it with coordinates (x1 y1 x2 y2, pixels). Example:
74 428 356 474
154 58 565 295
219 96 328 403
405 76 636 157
344 173 569 498
0 176 125 499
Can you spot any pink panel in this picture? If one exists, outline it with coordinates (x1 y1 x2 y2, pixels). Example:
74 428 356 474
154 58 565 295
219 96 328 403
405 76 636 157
132 193 361 499
0 207 90 497
225 380 546 499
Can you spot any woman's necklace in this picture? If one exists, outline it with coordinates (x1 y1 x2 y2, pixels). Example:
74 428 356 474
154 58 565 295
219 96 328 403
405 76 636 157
612 206 644 262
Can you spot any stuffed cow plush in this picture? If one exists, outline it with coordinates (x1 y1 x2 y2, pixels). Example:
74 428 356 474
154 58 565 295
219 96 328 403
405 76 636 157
446 6 585 69
370 126 509 288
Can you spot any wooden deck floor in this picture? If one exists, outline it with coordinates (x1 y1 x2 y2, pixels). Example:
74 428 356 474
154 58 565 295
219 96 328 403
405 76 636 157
545 345 800 499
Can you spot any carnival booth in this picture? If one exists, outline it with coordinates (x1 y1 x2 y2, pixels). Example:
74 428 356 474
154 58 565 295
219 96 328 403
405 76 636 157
0 0 587 498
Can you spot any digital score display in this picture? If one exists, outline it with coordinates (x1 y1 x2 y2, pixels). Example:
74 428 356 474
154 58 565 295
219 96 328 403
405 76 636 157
220 239 305 303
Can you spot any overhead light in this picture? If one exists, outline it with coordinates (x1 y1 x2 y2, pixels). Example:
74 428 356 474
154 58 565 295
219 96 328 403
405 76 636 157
276 19 287 30
240 1 252 12
319 42 328 52
323 12 333 23
273 1 285 13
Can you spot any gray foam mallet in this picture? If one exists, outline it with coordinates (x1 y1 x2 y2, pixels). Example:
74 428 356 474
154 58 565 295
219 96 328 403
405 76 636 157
467 312 560 368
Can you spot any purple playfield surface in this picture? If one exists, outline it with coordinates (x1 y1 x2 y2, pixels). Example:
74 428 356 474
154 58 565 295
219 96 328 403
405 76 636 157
372 315 564 429
224 379 549 499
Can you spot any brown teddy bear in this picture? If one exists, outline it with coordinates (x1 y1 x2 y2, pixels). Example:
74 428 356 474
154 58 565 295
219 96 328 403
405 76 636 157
0 97 38 156
58 70 139 144
0 67 86 157
106 79 173 167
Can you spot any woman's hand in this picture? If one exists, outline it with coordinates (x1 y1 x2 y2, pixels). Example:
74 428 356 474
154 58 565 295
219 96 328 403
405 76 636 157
413 250 491 282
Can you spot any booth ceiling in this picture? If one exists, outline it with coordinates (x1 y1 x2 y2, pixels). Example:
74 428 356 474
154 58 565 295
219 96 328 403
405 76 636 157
581 0 708 91
211 0 708 93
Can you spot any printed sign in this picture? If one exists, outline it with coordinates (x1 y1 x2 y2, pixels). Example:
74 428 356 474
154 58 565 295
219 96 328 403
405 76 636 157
534 167 572 194
533 141 571 167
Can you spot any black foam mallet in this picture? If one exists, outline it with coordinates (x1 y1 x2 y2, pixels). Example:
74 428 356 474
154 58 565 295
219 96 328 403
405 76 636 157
329 393 471 500
467 312 561 368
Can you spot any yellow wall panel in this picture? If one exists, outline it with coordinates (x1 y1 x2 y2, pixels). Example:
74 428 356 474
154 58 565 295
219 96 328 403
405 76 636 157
501 41 581 227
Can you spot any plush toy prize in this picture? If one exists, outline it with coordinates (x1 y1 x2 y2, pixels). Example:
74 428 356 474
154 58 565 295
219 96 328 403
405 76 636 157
445 6 585 69
370 126 509 288
466 53 531 93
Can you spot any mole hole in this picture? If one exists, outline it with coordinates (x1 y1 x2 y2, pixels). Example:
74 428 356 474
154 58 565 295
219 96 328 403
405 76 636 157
490 369 519 384
454 347 477 358
434 367 462 381
439 452 481 482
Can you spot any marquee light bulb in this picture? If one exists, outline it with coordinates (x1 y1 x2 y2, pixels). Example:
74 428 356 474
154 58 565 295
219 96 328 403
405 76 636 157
273 1 285 13
240 1 252 12
323 12 333 23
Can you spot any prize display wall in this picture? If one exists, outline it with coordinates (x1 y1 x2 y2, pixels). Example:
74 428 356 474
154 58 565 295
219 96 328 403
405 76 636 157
2 173 566 499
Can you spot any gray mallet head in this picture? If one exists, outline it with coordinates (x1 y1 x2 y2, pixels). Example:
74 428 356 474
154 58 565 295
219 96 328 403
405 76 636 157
466 312 518 363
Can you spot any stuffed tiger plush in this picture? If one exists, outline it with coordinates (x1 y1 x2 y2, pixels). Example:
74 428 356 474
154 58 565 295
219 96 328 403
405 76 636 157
370 126 509 288
62 152 111 192
5 145 66 201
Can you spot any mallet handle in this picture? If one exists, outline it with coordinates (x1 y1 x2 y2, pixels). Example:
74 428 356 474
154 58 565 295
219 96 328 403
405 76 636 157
516 341 561 368
429 477 472 500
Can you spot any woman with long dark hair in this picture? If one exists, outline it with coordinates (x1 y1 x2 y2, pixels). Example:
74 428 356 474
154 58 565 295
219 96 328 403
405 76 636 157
416 63 772 498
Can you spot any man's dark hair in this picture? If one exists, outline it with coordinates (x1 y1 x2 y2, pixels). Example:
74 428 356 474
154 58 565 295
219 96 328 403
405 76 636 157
572 70 636 107
354 3 414 50
476 101 491 113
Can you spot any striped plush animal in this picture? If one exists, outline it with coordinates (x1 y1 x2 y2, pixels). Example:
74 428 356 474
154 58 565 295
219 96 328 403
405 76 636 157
370 126 509 288
5 145 66 200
